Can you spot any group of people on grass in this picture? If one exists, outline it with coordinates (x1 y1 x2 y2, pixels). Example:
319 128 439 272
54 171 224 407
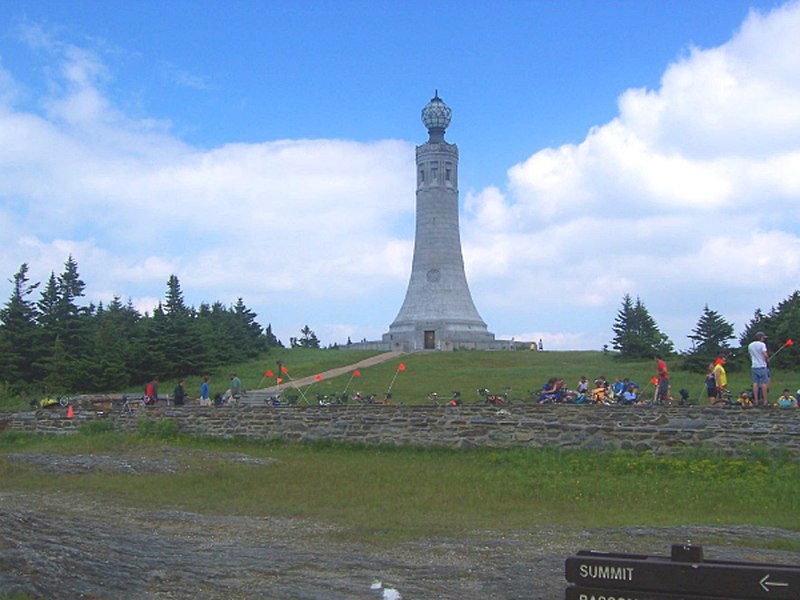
538 374 651 406
537 332 798 409
537 353 675 406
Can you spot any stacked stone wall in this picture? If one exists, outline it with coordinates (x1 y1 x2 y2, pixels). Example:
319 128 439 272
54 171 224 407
2 405 799 457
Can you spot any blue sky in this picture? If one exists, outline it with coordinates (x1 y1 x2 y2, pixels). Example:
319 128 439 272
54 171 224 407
1 0 798 350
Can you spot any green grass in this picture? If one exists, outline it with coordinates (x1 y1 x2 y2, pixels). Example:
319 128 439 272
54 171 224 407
2 432 798 546
251 349 799 407
3 349 798 408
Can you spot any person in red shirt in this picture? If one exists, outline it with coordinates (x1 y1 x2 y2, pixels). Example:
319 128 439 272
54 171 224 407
144 377 158 406
654 355 670 405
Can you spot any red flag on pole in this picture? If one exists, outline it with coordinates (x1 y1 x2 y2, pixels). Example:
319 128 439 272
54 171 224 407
266 370 274 377
281 365 288 374
787 339 794 346
398 363 406 372
276 377 283 384
315 374 322 381
650 377 658 385
353 370 361 377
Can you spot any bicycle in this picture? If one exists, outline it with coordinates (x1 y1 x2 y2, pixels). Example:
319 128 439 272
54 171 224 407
477 387 511 406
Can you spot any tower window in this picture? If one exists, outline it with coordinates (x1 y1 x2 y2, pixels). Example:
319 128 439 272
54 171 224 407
431 162 439 183
445 162 452 183
419 168 425 184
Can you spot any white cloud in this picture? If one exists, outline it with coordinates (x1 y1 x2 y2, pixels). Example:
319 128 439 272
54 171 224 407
464 1 800 349
0 26 415 345
2 4 800 351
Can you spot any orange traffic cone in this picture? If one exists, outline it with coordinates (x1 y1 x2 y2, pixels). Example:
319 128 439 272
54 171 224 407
67 405 74 419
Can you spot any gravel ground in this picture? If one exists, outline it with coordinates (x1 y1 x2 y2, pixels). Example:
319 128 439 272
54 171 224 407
2 451 799 599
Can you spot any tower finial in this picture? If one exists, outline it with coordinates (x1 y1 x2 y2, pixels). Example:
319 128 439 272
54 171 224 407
421 92 452 139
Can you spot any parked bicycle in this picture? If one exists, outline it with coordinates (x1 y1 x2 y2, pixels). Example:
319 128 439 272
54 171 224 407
477 387 511 406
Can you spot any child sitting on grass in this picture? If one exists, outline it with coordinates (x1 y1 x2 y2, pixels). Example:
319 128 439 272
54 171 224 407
777 388 798 409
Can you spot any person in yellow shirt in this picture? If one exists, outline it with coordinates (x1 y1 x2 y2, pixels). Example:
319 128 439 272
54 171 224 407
713 357 728 403
777 389 798 409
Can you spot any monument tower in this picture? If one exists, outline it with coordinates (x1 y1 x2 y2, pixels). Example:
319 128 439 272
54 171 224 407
383 92 495 351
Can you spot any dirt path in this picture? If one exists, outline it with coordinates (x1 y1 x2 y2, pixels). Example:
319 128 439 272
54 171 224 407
2 450 800 599
243 351 404 403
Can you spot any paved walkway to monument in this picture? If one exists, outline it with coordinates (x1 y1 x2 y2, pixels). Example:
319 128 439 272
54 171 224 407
242 351 403 404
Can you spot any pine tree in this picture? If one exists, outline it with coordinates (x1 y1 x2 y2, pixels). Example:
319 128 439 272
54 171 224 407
160 275 202 375
0 264 41 385
164 274 190 318
611 294 673 358
264 323 282 347
43 256 92 390
688 305 735 355
298 324 321 349
90 296 140 390
232 297 266 358
683 305 735 371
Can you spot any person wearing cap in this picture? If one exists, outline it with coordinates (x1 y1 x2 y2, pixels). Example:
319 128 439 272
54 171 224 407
713 357 728 403
747 331 769 407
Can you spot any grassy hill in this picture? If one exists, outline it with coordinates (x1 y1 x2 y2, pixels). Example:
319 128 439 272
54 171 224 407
141 348 799 407
3 348 797 408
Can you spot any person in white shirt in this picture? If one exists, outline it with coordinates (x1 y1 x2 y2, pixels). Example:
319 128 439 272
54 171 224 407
747 331 769 406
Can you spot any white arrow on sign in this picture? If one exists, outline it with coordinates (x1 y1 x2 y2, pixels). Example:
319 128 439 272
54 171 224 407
760 574 789 592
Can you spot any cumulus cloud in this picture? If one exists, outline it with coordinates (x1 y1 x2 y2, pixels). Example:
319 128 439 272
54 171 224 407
464 1 800 349
2 4 800 350
0 24 415 344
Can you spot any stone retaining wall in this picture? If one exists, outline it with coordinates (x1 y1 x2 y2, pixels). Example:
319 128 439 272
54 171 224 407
2 404 799 457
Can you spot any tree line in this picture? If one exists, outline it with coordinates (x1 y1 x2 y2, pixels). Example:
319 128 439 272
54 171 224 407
0 257 282 395
610 291 800 370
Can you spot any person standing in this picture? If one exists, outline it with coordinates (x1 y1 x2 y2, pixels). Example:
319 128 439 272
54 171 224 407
200 375 210 406
713 357 728 403
229 372 242 402
655 354 670 405
173 379 186 406
748 331 769 406
144 377 158 406
705 363 718 405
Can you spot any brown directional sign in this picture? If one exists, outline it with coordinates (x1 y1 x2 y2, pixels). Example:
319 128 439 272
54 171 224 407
566 584 758 600
565 548 800 599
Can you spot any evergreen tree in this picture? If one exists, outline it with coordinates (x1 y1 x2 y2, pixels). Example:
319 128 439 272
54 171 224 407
611 294 673 358
688 305 735 355
264 323 282 347
37 272 60 338
739 308 768 347
161 276 202 375
683 305 735 371
90 296 140 390
164 274 190 318
2 258 279 393
136 303 170 380
297 324 321 349
44 256 92 390
57 255 86 318
232 297 266 357
0 264 41 385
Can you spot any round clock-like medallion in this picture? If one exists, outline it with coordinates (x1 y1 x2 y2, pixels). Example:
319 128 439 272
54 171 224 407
426 269 441 282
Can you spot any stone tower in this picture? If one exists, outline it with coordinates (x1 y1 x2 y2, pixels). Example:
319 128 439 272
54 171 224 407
383 92 494 351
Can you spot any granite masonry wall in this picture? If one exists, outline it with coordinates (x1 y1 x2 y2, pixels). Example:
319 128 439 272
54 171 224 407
2 404 800 457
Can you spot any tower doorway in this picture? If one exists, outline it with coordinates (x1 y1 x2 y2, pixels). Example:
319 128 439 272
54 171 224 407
424 330 435 350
